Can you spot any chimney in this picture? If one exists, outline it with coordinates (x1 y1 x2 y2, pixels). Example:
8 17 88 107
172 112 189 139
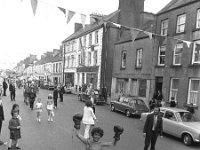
74 23 83 33
90 13 104 24
118 0 145 28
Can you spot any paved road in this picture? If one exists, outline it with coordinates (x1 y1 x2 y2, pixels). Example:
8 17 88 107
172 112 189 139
0 88 199 150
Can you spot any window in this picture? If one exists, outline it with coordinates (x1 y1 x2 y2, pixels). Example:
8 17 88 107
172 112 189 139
89 33 92 45
161 19 168 36
131 79 138 96
176 14 186 33
121 51 126 69
196 9 200 29
173 43 183 65
95 30 99 44
170 78 180 102
79 38 82 51
192 40 200 64
88 52 91 65
138 79 146 97
187 79 200 106
71 55 74 67
78 54 81 65
83 36 86 47
136 49 143 68
165 111 176 121
158 45 166 66
93 51 98 65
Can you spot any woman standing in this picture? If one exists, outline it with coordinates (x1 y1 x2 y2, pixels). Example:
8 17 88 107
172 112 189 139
82 101 97 139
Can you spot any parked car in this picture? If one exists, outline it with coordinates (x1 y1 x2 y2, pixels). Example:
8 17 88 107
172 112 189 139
64 86 72 94
78 90 105 105
110 95 149 117
140 107 200 146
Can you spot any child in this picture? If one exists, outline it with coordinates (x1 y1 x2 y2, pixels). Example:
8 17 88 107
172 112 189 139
46 94 54 122
35 98 43 122
8 110 21 150
75 127 118 150
8 104 22 150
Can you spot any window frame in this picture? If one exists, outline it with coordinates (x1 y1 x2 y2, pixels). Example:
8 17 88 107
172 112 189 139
136 48 143 68
88 52 91 65
95 30 99 44
89 33 92 46
158 45 166 66
121 50 127 69
196 9 200 29
176 14 186 33
192 40 200 64
169 78 180 102
173 42 183 65
187 78 200 106
161 19 168 36
93 51 98 65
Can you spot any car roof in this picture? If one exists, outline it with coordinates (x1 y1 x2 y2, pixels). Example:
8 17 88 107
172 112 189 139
160 107 189 113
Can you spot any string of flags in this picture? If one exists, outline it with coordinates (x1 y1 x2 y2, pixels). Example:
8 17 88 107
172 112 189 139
28 0 86 27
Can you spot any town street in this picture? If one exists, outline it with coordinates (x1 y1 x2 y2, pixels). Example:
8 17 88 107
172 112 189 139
0 89 199 150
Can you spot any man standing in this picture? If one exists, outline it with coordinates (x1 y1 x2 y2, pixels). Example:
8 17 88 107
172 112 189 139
29 86 36 110
0 97 7 146
53 86 58 108
143 106 163 150
59 84 65 102
2 79 7 96
9 82 15 101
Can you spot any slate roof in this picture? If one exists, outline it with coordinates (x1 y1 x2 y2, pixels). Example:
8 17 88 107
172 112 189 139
62 10 120 43
158 0 198 14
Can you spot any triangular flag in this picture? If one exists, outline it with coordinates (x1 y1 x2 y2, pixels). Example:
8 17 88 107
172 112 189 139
112 22 121 28
30 0 38 16
103 22 107 32
143 31 153 40
67 10 75 24
130 29 140 42
154 35 166 45
58 7 66 17
183 40 192 48
80 14 86 29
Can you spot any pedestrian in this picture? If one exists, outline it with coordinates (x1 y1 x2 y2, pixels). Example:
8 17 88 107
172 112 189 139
8 109 21 150
0 97 7 146
143 106 163 150
75 127 118 150
29 86 36 110
9 82 15 101
59 84 64 102
46 94 54 122
35 98 43 122
90 93 96 114
23 83 29 105
82 100 97 139
53 86 58 108
3 79 8 96
169 97 176 107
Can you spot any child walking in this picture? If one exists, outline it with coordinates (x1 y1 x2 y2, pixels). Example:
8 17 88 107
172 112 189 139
75 127 118 150
46 94 54 122
35 98 43 122
8 109 21 150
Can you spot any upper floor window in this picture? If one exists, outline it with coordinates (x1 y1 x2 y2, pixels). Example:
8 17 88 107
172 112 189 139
170 78 180 102
71 55 74 67
78 54 81 65
173 42 183 65
192 40 200 64
187 79 200 106
95 31 99 44
121 51 126 69
158 45 166 66
89 33 92 46
136 49 143 68
78 38 82 51
83 36 86 47
161 19 168 36
176 14 186 33
93 51 98 65
196 9 200 29
88 52 91 65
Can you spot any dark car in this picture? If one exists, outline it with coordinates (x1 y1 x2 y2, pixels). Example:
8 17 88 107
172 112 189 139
110 95 149 117
78 90 105 105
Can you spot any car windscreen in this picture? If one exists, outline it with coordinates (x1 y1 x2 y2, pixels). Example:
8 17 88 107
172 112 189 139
177 112 196 122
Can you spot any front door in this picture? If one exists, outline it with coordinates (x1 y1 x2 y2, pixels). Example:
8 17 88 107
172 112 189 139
155 77 163 93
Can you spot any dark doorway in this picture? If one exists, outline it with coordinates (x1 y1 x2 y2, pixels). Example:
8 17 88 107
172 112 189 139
155 77 163 93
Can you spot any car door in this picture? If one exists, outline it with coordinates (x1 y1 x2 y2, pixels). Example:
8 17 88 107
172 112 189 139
163 111 179 136
120 97 129 113
114 96 124 111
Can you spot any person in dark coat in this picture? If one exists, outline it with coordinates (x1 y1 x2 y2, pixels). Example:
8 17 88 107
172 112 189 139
59 85 65 102
143 106 163 150
0 97 7 146
3 79 7 96
9 82 16 101
29 87 36 110
53 86 58 108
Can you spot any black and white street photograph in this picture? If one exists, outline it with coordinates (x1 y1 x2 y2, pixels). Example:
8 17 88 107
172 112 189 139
0 0 200 150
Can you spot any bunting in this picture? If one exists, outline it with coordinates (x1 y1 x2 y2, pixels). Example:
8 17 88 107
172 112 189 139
130 29 140 42
143 31 153 40
182 40 192 48
30 0 38 16
58 7 66 17
154 35 166 46
67 10 75 24
80 14 86 29
112 22 121 28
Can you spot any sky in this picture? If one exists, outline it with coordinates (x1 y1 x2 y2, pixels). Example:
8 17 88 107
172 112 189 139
0 0 171 70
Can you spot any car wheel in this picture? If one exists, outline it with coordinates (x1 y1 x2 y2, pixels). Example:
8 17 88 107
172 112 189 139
111 105 115 111
125 110 131 117
183 134 193 146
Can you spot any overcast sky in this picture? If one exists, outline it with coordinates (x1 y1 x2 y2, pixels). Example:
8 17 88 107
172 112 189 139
0 0 171 69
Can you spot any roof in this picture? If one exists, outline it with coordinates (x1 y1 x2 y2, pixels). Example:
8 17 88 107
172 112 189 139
158 0 198 14
62 10 120 43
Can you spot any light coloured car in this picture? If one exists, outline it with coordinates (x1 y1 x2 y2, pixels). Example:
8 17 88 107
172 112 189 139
64 86 72 94
140 107 200 146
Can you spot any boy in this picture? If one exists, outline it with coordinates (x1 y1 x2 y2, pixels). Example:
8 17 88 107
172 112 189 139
75 127 118 150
